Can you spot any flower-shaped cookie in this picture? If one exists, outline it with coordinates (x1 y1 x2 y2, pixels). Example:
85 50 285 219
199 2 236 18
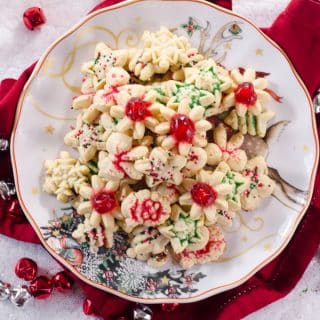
81 43 129 90
205 124 247 171
158 205 209 254
72 217 106 252
43 151 90 203
182 146 208 177
184 59 233 116
99 132 148 181
92 86 123 114
224 108 275 138
64 113 116 163
128 27 202 81
126 226 170 267
154 104 212 155
72 174 121 247
240 156 275 210
175 225 226 269
110 84 161 139
223 68 271 117
165 81 215 112
83 67 130 115
72 214 118 251
179 169 233 225
216 161 249 212
134 147 187 187
121 189 171 231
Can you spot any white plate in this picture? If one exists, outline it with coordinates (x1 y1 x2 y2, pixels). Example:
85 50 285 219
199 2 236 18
11 0 319 303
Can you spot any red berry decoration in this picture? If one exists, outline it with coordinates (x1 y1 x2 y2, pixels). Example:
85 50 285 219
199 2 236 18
83 298 97 316
191 182 217 207
23 7 46 31
28 276 53 299
234 82 257 106
161 303 180 312
125 97 151 121
170 114 195 144
52 271 74 293
15 258 38 281
90 189 117 214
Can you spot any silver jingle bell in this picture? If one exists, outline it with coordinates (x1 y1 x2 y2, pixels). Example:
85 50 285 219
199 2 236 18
133 304 153 320
0 138 9 151
0 181 16 200
0 280 11 301
314 89 320 113
9 286 32 307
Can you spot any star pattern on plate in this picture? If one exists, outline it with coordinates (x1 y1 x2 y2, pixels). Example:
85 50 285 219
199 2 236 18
255 48 263 56
241 235 248 242
263 243 272 252
45 125 55 134
224 42 232 50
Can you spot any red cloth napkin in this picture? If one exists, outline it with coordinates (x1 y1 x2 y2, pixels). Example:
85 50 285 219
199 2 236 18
1 0 319 319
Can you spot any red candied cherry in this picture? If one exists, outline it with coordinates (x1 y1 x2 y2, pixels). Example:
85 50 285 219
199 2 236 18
90 190 117 214
234 82 257 106
125 97 151 121
170 114 195 144
191 182 217 207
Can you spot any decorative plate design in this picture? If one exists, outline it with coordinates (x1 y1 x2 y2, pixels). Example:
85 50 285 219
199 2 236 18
11 0 319 303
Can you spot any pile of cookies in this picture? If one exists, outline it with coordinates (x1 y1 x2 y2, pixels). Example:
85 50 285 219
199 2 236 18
43 27 275 268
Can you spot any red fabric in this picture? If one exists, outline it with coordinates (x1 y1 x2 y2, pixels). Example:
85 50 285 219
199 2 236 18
261 0 320 96
0 0 319 319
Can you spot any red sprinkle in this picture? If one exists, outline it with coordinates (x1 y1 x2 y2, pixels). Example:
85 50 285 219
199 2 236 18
194 239 224 258
141 199 164 221
112 151 129 173
90 190 117 214
188 151 199 162
191 183 217 207
130 198 165 222
170 114 195 144
181 238 224 259
130 199 139 221
103 86 119 103
125 97 151 121
234 82 257 106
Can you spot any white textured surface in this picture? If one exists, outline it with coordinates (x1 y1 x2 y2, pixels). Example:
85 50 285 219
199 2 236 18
0 0 319 319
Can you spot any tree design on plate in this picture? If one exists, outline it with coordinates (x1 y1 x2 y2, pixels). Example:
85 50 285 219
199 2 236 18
41 209 206 297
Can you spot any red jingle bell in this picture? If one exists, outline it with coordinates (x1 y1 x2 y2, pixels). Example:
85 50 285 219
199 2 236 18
7 199 27 223
52 271 74 293
15 258 38 281
161 303 180 312
83 298 98 316
23 7 46 30
29 276 53 299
